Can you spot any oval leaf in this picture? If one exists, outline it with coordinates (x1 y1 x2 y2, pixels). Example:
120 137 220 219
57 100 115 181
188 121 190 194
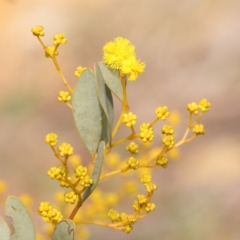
82 141 105 203
0 217 11 240
5 196 35 240
72 70 103 155
97 62 124 101
95 63 114 144
52 220 75 240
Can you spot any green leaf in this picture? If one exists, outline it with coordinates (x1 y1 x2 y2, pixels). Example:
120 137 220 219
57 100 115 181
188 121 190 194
52 220 75 240
0 217 11 240
97 62 124 101
72 70 103 156
82 141 105 203
5 196 35 240
95 63 114 144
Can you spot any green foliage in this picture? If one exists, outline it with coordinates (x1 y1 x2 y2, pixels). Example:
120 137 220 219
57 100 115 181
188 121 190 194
53 220 75 240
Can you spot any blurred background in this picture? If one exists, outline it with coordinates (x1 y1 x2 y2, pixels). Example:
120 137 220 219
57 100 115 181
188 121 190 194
1 0 240 239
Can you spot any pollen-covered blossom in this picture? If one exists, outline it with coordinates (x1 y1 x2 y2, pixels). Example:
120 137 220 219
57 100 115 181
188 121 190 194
156 156 168 168
126 142 139 154
193 124 205 135
198 99 211 112
31 26 44 36
137 195 147 205
74 165 88 179
58 142 74 157
64 191 78 204
58 91 71 102
103 37 145 81
126 157 139 170
122 112 137 127
155 106 170 120
45 133 58 146
74 66 87 78
139 123 154 143
38 202 63 224
122 224 133 234
53 33 67 46
187 102 199 115
141 174 152 184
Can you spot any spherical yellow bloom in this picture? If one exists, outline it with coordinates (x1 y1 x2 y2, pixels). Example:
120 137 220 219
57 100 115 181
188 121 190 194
126 142 139 154
127 214 137 224
64 191 78 204
133 200 140 211
198 98 211 112
45 46 58 58
58 91 71 102
187 102 199 115
145 203 156 212
121 56 145 81
139 123 154 143
193 124 205 135
122 112 137 127
156 156 168 168
74 66 87 78
103 37 145 81
58 142 74 157
53 33 67 46
126 156 139 170
103 37 135 69
120 212 128 222
45 133 58 146
59 177 71 188
162 125 174 135
31 26 44 36
108 209 120 221
162 135 175 149
155 106 170 120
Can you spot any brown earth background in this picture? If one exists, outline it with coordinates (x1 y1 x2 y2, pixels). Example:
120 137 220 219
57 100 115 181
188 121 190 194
0 0 240 239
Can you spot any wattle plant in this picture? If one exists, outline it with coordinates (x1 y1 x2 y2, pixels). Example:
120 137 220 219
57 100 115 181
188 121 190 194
0 26 211 239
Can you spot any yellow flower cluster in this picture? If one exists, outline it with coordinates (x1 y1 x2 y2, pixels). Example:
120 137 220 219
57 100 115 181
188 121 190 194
198 99 211 112
47 166 66 180
58 142 74 157
141 174 157 193
38 202 63 224
58 91 71 102
126 157 139 170
126 142 139 154
193 124 205 135
122 112 137 127
45 46 58 59
139 123 154 143
133 195 155 212
103 37 145 81
64 191 78 204
145 203 156 212
74 66 87 78
74 165 93 188
31 26 44 36
45 133 58 146
162 135 175 149
107 209 136 234
53 34 67 46
155 106 170 120
187 102 199 115
156 156 168 168
161 125 174 135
